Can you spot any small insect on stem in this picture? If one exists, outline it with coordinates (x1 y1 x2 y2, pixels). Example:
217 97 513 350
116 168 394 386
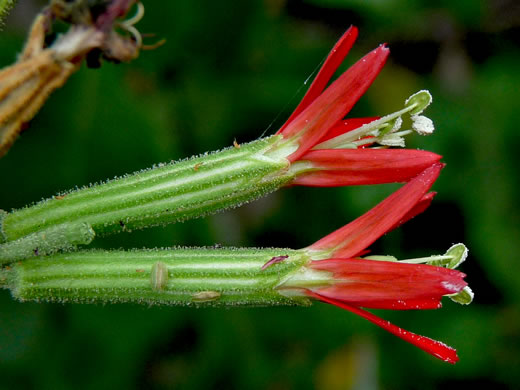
261 255 289 270
150 261 168 291
193 162 203 171
233 139 240 148
192 291 221 302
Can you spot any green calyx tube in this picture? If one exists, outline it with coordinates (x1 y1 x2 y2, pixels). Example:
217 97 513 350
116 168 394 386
1 247 312 307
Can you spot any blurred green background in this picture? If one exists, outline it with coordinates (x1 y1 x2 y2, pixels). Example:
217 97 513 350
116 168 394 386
1 0 519 389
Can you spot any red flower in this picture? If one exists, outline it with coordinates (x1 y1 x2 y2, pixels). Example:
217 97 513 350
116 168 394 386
269 27 441 187
279 164 469 363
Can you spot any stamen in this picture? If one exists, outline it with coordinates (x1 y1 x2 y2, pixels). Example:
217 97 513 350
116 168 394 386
400 255 454 264
313 90 434 150
313 106 411 149
142 38 167 51
378 134 405 147
405 90 432 115
391 244 468 268
412 115 434 135
363 255 398 262
448 286 474 305
121 2 145 27
117 2 145 48
124 24 142 48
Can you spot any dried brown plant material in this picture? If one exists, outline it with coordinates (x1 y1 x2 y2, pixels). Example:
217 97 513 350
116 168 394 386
0 1 147 157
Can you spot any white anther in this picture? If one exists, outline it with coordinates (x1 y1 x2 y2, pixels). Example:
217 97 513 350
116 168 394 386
412 115 435 135
379 134 406 147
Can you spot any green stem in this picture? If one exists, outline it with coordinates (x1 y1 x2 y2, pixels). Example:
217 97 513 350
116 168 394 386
0 222 95 264
1 136 291 244
1 247 312 307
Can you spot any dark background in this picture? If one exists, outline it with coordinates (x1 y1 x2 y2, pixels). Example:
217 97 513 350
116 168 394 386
1 0 519 389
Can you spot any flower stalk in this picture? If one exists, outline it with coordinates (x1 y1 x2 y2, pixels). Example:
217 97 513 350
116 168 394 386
0 137 289 246
0 247 309 306
0 222 95 264
0 241 469 363
0 28 441 260
0 245 467 308
0 6 472 366
0 166 473 363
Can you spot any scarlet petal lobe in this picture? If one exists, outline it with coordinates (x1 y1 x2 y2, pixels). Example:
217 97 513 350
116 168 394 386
278 26 359 133
308 163 443 258
308 291 459 364
282 45 390 162
309 258 467 309
293 149 442 187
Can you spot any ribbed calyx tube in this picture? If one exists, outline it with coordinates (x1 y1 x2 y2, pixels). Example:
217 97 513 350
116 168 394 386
0 136 291 243
0 222 95 264
1 247 311 306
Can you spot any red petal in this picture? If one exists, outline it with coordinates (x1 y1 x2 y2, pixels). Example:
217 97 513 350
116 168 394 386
310 258 467 308
316 117 379 143
277 26 359 134
307 291 459 364
292 149 442 187
281 45 390 162
308 163 443 258
316 289 444 310
387 191 436 233
352 298 443 310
